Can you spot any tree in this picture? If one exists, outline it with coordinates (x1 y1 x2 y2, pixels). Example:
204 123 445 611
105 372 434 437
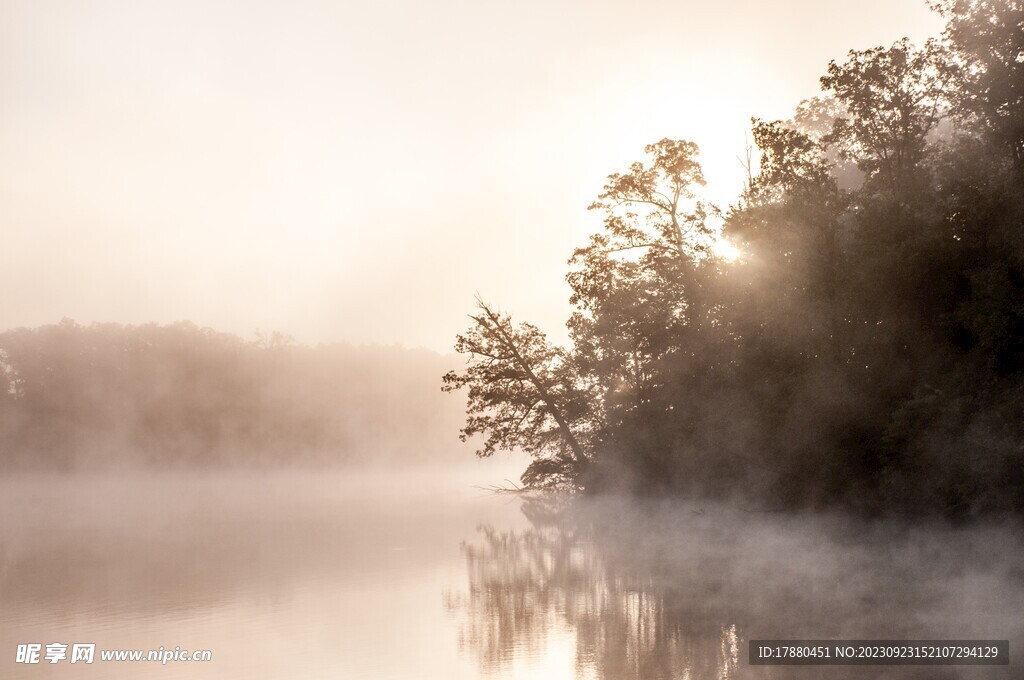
567 139 719 389
583 138 713 259
564 139 742 490
934 0 1024 169
442 300 597 489
821 38 948 196
732 117 847 361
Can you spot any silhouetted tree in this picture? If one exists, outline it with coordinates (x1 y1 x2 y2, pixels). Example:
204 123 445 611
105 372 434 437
821 38 948 198
935 0 1024 169
442 300 597 488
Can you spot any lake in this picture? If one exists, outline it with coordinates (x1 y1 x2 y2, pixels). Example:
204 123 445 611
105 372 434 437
1 467 1021 679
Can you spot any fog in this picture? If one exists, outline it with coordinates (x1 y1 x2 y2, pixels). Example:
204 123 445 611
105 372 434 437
4 0 1024 677
0 0 939 350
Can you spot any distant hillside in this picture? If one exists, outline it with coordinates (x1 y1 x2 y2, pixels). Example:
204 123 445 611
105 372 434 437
0 320 469 469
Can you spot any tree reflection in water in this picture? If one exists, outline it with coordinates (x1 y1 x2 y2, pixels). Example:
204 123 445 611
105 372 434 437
448 496 1023 680
448 496 740 680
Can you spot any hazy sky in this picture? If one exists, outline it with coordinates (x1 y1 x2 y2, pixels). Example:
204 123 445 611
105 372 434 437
1 0 941 351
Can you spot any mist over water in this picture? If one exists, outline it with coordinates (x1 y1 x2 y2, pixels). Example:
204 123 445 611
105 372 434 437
0 465 524 679
3 468 1020 679
454 497 1024 679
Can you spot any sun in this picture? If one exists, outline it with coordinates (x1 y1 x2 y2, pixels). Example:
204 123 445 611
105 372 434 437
710 237 742 263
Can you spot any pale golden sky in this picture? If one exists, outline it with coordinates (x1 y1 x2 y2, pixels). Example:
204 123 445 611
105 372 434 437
1 0 941 351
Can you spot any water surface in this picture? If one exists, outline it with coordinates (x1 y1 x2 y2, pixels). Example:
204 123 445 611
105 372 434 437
1 470 1021 679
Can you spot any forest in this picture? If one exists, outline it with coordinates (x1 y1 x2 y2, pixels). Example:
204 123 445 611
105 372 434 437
0 320 465 470
443 0 1024 516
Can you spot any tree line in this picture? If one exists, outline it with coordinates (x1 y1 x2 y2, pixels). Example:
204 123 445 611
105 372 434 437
0 320 465 469
444 1 1024 516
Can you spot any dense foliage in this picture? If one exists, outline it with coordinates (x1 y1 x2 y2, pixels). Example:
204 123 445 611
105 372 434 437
0 320 464 469
445 1 1024 516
